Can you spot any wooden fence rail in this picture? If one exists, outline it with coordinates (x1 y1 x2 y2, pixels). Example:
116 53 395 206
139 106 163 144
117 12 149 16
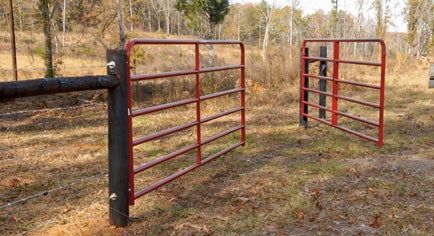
0 75 118 100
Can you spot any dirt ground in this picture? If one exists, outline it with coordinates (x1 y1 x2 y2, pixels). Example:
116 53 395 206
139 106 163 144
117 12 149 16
0 64 433 235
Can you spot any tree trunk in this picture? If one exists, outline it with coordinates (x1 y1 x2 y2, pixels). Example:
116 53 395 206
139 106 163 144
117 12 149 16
62 0 67 46
148 9 152 32
52 20 60 53
165 12 170 34
177 12 180 35
17 0 23 31
262 22 269 60
374 0 383 38
209 22 216 39
157 13 161 32
38 0 54 78
258 18 262 47
116 0 126 48
9 0 18 81
330 0 338 37
129 0 134 31
237 6 240 40
289 0 294 60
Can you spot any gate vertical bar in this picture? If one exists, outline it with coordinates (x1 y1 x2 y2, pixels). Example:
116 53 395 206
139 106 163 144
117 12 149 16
107 50 130 227
378 42 386 147
331 41 339 125
125 44 135 205
195 43 202 164
300 47 309 127
319 46 327 119
240 43 246 145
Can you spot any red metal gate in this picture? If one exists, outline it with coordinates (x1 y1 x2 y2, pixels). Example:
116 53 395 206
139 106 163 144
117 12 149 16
125 39 246 205
300 39 386 147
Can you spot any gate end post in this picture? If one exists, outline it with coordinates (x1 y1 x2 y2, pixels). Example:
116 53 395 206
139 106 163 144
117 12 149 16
300 47 309 127
107 49 130 227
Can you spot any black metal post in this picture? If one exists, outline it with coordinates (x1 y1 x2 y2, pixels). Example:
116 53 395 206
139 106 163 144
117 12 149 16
107 50 130 227
319 46 327 119
300 47 309 127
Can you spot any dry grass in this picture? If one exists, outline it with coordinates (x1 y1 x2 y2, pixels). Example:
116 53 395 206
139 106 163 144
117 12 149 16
0 31 433 235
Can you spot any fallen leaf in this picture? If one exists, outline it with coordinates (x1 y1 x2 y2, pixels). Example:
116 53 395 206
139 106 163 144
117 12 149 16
296 210 304 221
9 178 21 188
369 214 383 228
311 188 321 197
215 216 228 221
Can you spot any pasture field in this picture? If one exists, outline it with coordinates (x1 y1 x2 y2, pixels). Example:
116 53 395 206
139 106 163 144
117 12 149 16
0 33 433 235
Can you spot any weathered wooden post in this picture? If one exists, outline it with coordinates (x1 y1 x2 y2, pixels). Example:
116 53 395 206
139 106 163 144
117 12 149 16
300 48 309 127
107 50 130 227
319 46 327 118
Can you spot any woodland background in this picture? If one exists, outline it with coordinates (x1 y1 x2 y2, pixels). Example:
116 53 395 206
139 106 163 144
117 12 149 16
0 0 432 82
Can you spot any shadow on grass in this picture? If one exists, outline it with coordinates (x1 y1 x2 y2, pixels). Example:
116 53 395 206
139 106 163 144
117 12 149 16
0 82 432 235
125 86 434 234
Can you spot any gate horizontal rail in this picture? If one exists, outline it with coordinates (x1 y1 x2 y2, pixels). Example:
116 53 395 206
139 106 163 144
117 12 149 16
303 73 381 89
300 38 386 147
126 39 246 205
131 65 244 81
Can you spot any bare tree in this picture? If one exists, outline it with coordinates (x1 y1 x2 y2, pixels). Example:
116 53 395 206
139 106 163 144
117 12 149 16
413 0 432 58
354 0 365 38
288 0 299 59
129 0 134 31
116 0 126 48
62 0 67 46
374 0 384 37
383 0 391 35
156 0 176 34
150 0 163 32
354 0 366 57
236 4 241 40
136 0 153 31
259 0 275 60
38 0 54 78
177 11 180 35
16 0 23 31
330 0 338 37
406 0 432 58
